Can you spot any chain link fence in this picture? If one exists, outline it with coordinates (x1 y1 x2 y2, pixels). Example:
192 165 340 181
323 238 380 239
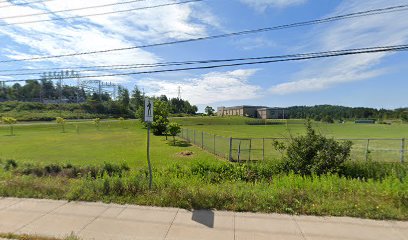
179 128 230 158
179 128 407 163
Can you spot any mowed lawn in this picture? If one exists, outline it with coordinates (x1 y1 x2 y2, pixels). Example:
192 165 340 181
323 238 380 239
174 117 408 138
173 117 408 162
0 120 218 168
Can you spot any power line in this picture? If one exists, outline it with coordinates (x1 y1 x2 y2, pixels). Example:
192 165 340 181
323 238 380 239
1 44 407 83
0 0 54 9
0 0 203 27
0 4 406 63
0 0 150 20
0 45 406 77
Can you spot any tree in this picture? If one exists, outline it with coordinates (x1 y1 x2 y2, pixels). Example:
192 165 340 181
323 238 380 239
205 106 215 116
1 117 17 136
159 95 168 102
118 117 126 129
168 97 198 115
130 85 144 114
117 86 130 114
322 115 334 123
150 100 170 135
56 117 66 133
93 118 101 130
401 111 408 122
167 122 181 145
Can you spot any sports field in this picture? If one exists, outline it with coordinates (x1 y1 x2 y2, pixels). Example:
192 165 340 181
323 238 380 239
174 117 408 162
173 117 408 138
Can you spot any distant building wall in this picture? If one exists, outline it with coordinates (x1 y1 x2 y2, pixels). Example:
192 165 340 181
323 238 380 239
217 106 266 118
218 106 285 119
257 108 285 119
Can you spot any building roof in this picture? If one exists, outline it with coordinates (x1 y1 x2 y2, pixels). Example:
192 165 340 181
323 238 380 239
218 105 268 110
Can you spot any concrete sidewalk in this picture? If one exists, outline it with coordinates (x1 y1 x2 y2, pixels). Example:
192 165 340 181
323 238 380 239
0 197 406 240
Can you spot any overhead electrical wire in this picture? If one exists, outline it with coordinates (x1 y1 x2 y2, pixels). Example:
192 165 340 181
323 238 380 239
0 0 203 26
1 44 407 83
0 4 407 64
0 45 407 77
0 0 151 20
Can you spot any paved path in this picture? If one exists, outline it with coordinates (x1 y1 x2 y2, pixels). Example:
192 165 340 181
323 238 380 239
0 197 406 240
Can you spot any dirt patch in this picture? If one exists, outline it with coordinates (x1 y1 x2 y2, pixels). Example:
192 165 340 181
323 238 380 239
177 151 194 157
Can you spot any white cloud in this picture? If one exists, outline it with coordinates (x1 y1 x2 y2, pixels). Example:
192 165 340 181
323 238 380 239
0 0 219 83
137 69 262 104
240 0 307 11
269 0 408 94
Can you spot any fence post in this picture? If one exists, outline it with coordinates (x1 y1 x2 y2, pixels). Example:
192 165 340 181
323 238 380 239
213 134 216 155
229 137 233 161
201 131 204 149
401 138 405 163
365 139 370 161
262 138 265 161
238 141 241 163
187 129 189 142
249 139 252 162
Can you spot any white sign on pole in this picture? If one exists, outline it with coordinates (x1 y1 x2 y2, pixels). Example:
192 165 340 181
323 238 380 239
144 98 154 122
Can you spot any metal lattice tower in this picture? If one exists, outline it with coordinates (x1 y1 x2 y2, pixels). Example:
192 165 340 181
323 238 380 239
177 86 181 99
41 70 81 104
79 80 118 99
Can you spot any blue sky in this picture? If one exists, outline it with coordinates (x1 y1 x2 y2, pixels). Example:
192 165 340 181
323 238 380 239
0 0 407 111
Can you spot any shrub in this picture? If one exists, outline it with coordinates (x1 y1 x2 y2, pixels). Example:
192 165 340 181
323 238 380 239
3 159 18 171
1 116 17 135
4 161 130 179
281 120 352 175
167 122 181 145
56 117 66 133
93 118 101 130
118 117 126 128
151 100 170 135
322 115 334 123
44 164 62 176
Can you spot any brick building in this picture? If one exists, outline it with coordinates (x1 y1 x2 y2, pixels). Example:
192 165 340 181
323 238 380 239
217 106 286 119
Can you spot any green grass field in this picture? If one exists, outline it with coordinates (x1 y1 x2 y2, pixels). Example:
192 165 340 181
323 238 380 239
174 117 408 162
1 117 407 164
0 120 217 168
173 116 408 138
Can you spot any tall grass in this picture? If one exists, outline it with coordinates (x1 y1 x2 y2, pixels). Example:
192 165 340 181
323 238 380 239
0 160 407 220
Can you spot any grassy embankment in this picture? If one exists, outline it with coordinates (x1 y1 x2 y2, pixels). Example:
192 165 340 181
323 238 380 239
0 118 407 220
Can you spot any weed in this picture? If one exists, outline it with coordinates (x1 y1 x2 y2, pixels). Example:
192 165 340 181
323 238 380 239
3 159 18 171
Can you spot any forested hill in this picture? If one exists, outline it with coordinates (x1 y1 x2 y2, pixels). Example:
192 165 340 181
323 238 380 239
284 105 408 120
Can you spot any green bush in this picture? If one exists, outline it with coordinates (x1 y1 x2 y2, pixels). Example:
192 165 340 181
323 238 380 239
322 115 334 123
167 122 181 145
281 120 352 175
3 159 18 171
4 162 130 179
151 101 170 136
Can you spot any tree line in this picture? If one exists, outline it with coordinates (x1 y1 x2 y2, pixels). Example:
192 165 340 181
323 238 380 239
0 80 198 120
0 79 90 102
284 105 408 121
